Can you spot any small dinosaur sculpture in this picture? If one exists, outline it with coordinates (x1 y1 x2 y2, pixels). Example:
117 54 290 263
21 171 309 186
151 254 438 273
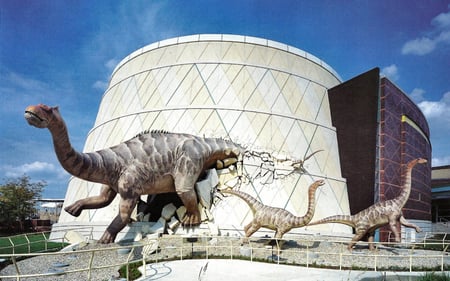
24 104 244 243
221 179 325 240
308 158 427 251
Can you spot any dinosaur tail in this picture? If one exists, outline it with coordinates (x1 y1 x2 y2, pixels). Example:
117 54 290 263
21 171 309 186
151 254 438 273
221 189 264 213
307 215 355 228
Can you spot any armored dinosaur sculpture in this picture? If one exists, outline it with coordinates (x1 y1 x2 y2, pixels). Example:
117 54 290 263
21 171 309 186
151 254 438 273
24 104 244 243
221 179 325 240
308 158 427 251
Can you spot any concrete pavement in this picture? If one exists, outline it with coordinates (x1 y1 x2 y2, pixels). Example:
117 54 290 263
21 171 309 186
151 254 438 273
136 259 426 281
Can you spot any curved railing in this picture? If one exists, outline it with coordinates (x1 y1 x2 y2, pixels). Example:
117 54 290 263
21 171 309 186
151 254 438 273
1 229 449 280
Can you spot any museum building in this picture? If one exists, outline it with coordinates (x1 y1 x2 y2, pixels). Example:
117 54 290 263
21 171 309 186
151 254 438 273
328 68 431 242
54 35 431 243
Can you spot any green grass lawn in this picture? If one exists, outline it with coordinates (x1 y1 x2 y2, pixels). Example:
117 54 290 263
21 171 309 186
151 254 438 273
0 232 67 255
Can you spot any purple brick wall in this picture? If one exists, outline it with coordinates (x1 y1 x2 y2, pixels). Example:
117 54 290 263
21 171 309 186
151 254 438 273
378 78 431 242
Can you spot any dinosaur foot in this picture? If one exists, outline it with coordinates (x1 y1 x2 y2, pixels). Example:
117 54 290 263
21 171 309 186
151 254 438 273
181 212 201 227
64 202 83 217
98 231 116 244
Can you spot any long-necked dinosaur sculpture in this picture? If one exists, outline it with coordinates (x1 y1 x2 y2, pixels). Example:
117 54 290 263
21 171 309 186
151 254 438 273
308 158 427 251
222 179 325 240
24 104 245 243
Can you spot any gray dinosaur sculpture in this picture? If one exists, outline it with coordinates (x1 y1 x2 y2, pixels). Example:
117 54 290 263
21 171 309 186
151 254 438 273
308 158 427 251
24 104 243 243
222 179 325 239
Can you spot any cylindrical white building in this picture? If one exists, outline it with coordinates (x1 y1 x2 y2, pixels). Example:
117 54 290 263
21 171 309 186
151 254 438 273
56 34 351 239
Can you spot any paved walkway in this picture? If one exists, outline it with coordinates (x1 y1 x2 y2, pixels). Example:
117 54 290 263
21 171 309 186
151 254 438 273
136 259 426 281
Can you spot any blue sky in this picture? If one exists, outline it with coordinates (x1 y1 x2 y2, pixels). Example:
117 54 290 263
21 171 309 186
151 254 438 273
1 1 449 199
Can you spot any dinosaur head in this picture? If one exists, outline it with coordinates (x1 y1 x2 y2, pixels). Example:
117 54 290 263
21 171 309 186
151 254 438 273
407 158 428 168
310 179 325 190
24 104 60 129
417 158 428 164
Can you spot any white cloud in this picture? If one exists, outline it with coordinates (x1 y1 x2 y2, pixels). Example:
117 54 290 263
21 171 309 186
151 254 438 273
409 88 426 103
417 91 450 120
92 80 108 91
0 70 78 115
82 1 172 68
432 9 450 29
420 91 450 117
401 37 436 55
418 100 447 119
380 64 399 81
402 8 450 55
436 30 450 44
84 2 175 96
417 91 450 166
105 59 120 72
92 59 120 91
0 72 52 110
432 155 450 167
2 161 67 180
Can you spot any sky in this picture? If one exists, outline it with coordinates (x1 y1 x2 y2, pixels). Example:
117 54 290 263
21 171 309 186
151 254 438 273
1 1 449 199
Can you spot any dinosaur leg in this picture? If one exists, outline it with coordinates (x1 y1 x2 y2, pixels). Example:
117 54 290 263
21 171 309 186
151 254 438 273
65 184 116 217
99 169 142 243
99 196 138 243
174 173 201 226
177 189 201 226
400 216 422 232
244 221 260 237
389 220 401 242
348 229 367 251
273 230 287 251
367 231 376 251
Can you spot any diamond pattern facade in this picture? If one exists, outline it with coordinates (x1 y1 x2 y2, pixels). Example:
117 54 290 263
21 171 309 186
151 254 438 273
57 35 352 238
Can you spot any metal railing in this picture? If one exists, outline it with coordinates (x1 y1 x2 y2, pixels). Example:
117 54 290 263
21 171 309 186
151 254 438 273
1 243 138 280
1 232 449 280
0 227 95 255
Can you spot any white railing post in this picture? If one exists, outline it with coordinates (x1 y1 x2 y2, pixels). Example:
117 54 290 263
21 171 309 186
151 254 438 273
306 243 309 268
230 240 233 260
24 234 31 254
87 248 95 280
180 242 183 261
126 247 135 281
10 256 17 281
443 244 449 272
8 237 14 255
374 253 377 271
409 247 413 272
42 232 48 251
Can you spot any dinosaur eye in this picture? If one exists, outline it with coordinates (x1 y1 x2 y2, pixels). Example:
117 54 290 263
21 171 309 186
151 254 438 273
41 104 52 112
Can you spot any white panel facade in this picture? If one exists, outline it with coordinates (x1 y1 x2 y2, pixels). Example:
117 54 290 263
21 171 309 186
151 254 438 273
57 35 352 239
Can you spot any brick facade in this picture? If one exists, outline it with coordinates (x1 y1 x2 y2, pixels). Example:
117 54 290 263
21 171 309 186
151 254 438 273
329 68 431 242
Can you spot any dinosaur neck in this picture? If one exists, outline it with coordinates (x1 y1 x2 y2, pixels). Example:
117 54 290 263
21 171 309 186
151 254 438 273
292 186 318 227
48 119 105 183
395 161 415 207
224 190 263 214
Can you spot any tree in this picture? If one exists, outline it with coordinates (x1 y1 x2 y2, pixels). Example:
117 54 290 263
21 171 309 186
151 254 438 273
0 175 45 232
